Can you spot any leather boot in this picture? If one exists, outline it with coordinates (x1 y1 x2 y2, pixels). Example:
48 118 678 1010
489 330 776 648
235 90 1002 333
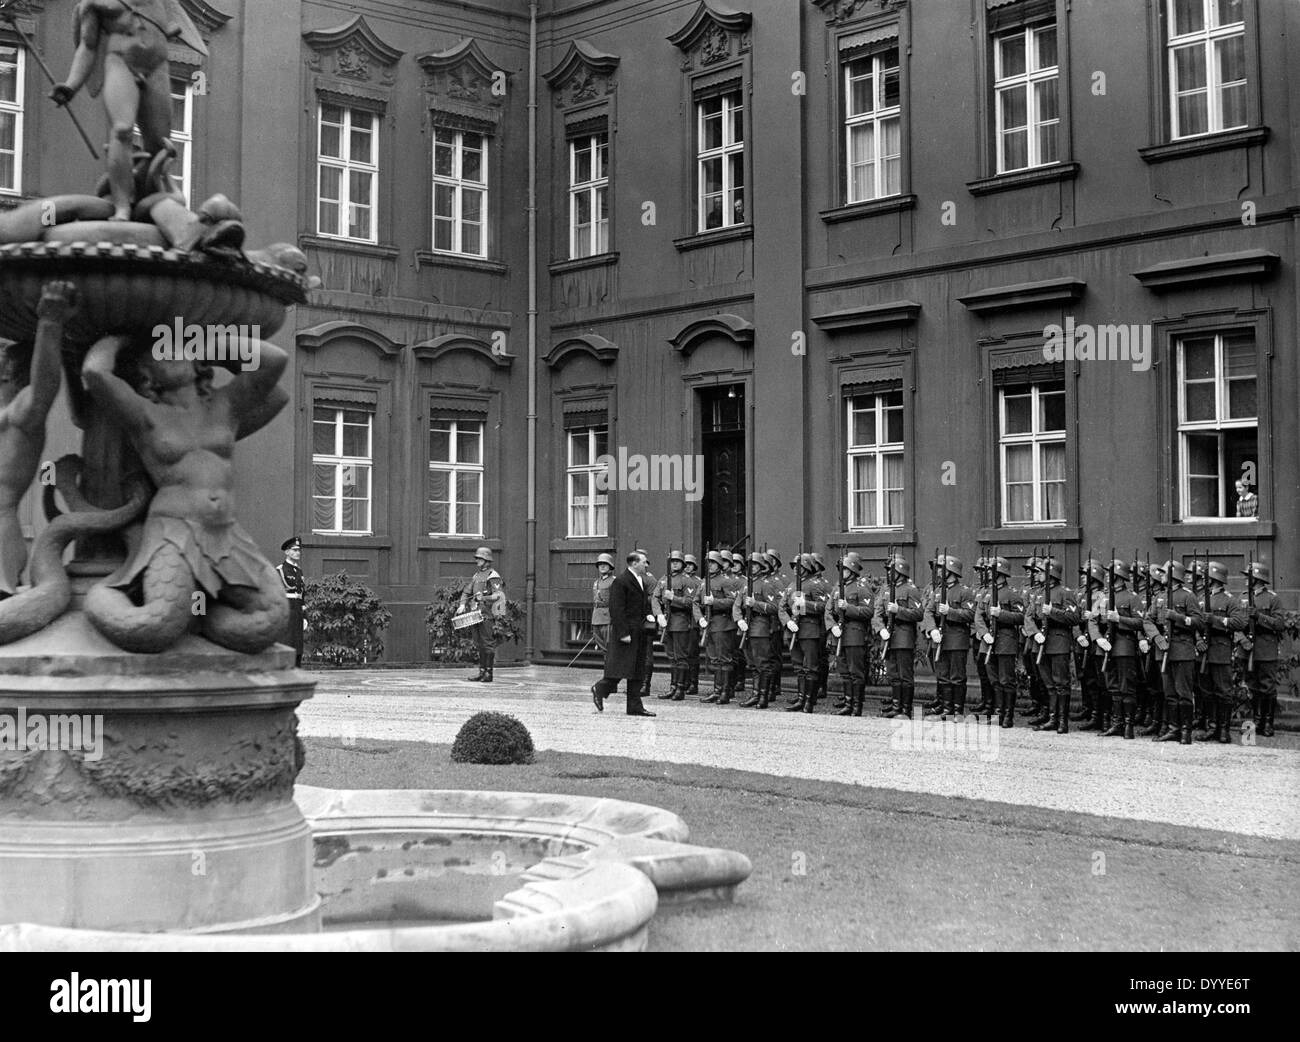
658 666 677 698
467 649 487 681
740 671 761 708
882 682 901 718
854 681 865 717
785 676 807 712
1139 698 1163 736
483 651 494 683
1124 703 1136 739
999 688 1014 728
1033 692 1058 731
902 682 916 720
1154 701 1181 742
760 674 774 708
1103 706 1126 737
1216 703 1232 744
1261 696 1276 737
717 668 734 705
1197 703 1222 742
702 671 722 704
926 684 947 718
1179 703 1194 744
804 674 817 713
837 681 855 716
1057 694 1070 734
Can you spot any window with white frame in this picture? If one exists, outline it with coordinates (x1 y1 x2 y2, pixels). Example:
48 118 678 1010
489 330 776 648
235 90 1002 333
844 46 900 202
432 127 487 257
569 133 609 259
1166 0 1246 139
0 44 24 195
999 381 1065 525
312 406 373 534
567 425 609 537
317 103 378 243
847 390 904 530
168 77 193 205
696 89 745 232
429 418 484 536
1177 332 1257 519
994 22 1059 173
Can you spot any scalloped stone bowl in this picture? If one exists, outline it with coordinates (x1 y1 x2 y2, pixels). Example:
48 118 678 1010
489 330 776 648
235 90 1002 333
0 241 308 344
0 786 753 952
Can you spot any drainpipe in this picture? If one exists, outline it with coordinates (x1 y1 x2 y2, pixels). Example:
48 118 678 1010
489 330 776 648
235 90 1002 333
524 0 539 660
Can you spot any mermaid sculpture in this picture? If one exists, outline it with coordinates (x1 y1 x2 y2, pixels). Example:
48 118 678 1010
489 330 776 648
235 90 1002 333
79 334 291 653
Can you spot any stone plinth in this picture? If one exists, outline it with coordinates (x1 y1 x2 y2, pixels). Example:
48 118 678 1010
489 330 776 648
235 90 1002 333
0 612 317 934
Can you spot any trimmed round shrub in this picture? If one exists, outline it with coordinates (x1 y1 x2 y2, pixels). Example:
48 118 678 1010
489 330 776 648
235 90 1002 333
450 711 535 765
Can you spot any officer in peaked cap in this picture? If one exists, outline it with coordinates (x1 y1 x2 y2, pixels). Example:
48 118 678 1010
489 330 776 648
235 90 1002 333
458 546 506 682
276 536 305 667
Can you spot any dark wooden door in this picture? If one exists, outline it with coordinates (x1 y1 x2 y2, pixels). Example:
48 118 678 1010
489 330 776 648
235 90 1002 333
700 385 746 551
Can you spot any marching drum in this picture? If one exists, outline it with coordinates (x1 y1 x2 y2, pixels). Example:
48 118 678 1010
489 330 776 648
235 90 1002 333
452 609 484 630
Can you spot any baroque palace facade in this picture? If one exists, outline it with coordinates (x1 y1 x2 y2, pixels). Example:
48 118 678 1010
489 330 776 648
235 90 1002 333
7 0 1298 662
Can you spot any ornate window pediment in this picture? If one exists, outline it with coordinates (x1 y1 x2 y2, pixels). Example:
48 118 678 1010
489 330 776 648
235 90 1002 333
544 41 620 111
668 1 752 71
812 0 909 26
303 15 404 89
418 40 510 112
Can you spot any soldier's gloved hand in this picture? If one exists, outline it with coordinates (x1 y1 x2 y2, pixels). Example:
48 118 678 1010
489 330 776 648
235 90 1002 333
1034 632 1045 644
656 615 667 628
879 628 891 641
744 595 755 608
1076 634 1089 647
886 601 899 614
737 619 749 632
937 602 949 615
1096 637 1112 652
645 614 656 624
786 620 798 633
1139 639 1150 654
703 594 714 606
982 632 994 645
698 617 708 629
929 628 941 643
837 598 848 610
989 605 1001 617
830 624 842 639
1106 609 1120 623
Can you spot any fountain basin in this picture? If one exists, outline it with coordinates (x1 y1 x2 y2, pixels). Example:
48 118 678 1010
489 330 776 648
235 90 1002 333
0 786 752 951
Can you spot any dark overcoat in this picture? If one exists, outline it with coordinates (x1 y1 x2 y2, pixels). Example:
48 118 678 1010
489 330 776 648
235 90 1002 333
603 568 648 679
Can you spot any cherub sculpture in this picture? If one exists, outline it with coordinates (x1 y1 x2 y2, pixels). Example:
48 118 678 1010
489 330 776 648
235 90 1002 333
80 333 292 653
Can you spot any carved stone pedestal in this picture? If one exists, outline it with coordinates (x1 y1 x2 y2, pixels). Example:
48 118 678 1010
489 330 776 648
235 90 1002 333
0 612 318 934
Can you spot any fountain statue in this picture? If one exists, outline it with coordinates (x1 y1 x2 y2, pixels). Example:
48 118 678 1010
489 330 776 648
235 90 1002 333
0 0 319 935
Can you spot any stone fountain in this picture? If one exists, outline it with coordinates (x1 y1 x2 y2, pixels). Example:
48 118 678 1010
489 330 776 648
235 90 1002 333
0 1 749 951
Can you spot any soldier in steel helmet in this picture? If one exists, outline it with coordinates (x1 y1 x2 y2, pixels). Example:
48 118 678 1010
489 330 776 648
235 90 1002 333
1198 560 1247 744
1241 561 1283 737
658 549 702 701
458 546 505 682
873 552 924 719
828 550 873 717
591 552 616 652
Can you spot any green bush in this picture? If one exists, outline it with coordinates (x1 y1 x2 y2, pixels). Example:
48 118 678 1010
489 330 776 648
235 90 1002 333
425 581 525 663
303 571 393 667
450 712 535 765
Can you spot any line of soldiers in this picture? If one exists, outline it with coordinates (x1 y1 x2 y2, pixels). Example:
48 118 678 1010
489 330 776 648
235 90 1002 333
589 546 1286 742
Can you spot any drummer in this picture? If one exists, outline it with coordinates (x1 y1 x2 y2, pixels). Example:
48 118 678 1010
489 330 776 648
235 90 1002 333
459 546 506 683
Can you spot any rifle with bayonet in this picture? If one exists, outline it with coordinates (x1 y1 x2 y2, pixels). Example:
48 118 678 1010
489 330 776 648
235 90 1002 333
833 545 845 666
699 541 712 649
1035 544 1048 665
1101 546 1116 671
982 544 997 663
789 541 804 651
1199 547 1211 674
739 543 754 649
1022 545 1042 663
1246 550 1256 671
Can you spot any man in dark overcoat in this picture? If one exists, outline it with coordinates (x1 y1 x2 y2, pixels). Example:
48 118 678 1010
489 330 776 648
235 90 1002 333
590 551 656 717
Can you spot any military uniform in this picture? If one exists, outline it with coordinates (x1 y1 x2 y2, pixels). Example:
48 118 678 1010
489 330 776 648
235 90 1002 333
1020 556 1048 724
1032 562 1078 734
683 555 704 696
1075 561 1108 730
640 562 660 700
1154 561 1205 745
737 552 782 709
697 552 741 703
459 547 506 682
826 552 873 717
779 554 832 713
727 553 752 703
1139 567 1169 737
987 563 1025 728
971 559 996 715
274 536 305 667
658 552 702 701
1197 563 1247 744
591 554 615 651
872 556 924 719
1242 563 1284 737
1095 561 1145 739
923 556 976 719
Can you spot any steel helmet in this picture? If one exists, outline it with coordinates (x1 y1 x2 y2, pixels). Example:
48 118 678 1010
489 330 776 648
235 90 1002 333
1243 562 1271 584
943 555 964 578
748 550 768 571
596 553 615 568
994 556 1011 577
668 549 685 564
683 553 699 570
1023 555 1040 572
706 550 725 569
841 551 863 575
1108 559 1131 581
474 546 493 563
1207 560 1229 584
888 555 912 579
1164 559 1186 583
810 552 826 573
1149 563 1167 585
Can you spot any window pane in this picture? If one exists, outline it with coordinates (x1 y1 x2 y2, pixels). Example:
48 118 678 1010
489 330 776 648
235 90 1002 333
571 431 590 467
1005 444 1033 483
1040 390 1066 432
852 403 877 446
458 424 482 464
881 51 900 107
1216 0 1243 26
998 33 1026 78
849 65 872 116
313 463 336 498
319 121 341 158
429 425 450 462
313 495 335 531
435 141 454 177
702 104 723 151
434 183 454 219
853 454 876 493
1174 43 1208 92
1041 443 1065 482
1173 0 1204 35
319 165 341 201
1227 379 1256 420
313 415 335 454
1003 394 1032 435
428 468 450 501
350 123 373 165
341 418 370 457
1035 78 1059 124
1001 85 1028 131
703 156 722 195
0 47 17 104
427 500 449 535
433 218 452 252
463 136 483 182
884 404 903 445
1183 338 1214 379
573 142 592 184
1035 26 1057 70
729 100 744 144
456 471 481 508
1184 383 1215 422
462 188 482 223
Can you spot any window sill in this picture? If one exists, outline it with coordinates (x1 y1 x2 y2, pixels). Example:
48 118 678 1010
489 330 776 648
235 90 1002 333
832 530 916 548
549 252 620 275
306 534 393 549
415 250 508 275
549 537 615 552
673 224 753 252
819 195 917 224
1153 520 1275 541
1138 126 1270 164
418 536 503 551
301 235 399 260
966 162 1080 197
978 525 1081 544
